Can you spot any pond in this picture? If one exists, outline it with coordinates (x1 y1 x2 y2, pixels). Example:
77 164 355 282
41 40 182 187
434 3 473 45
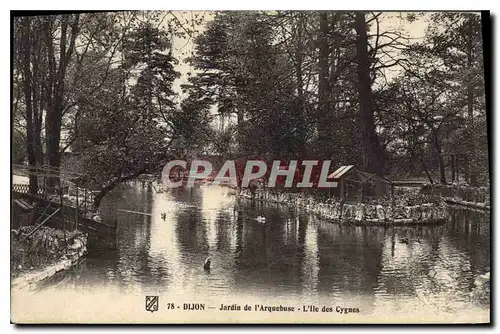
36 183 490 319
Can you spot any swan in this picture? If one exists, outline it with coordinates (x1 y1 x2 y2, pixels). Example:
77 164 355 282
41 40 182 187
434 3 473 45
256 216 266 223
204 257 211 270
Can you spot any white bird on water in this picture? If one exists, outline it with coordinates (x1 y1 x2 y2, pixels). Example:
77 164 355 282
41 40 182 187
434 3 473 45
256 216 266 224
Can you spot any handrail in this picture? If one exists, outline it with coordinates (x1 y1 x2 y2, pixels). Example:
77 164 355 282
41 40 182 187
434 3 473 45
20 208 61 242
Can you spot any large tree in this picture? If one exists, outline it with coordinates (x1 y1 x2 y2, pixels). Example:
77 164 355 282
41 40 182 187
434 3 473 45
75 21 181 210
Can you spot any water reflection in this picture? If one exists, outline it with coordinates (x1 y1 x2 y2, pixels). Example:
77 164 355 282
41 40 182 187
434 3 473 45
44 184 490 313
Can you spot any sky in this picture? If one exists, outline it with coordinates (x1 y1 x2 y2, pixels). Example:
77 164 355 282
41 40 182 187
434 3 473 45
168 11 214 99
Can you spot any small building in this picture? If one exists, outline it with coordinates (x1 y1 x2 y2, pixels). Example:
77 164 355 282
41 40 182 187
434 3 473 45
327 165 392 202
12 199 35 229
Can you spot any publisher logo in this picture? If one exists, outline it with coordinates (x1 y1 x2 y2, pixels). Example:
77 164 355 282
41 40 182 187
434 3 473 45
145 296 159 313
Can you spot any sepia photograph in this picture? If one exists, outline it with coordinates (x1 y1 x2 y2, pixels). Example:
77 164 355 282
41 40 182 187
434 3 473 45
10 9 491 324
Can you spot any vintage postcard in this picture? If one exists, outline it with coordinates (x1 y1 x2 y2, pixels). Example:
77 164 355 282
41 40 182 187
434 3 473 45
10 10 490 324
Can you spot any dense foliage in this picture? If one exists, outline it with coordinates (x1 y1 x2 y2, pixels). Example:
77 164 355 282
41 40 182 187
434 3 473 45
12 11 489 210
184 11 488 185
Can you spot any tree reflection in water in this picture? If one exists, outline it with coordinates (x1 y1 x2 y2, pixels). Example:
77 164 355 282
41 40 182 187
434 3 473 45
42 185 490 314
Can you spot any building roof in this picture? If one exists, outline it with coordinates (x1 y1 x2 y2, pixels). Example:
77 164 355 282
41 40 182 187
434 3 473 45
327 165 392 184
328 165 354 179
13 199 35 212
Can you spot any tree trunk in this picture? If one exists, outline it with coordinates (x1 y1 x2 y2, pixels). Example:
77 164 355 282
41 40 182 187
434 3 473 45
19 17 38 194
438 154 446 185
354 12 384 175
421 158 434 184
43 14 80 191
45 92 63 190
92 186 112 212
451 154 456 183
294 13 306 157
236 108 244 152
43 17 59 191
467 17 478 186
92 168 149 211
317 11 330 150
432 131 446 184
31 29 45 169
464 159 470 184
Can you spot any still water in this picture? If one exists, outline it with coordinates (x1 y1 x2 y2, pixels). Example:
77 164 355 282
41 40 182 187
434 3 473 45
40 183 490 315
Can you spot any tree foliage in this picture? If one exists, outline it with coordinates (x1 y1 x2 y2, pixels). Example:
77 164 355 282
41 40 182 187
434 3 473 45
13 11 211 208
184 11 488 185
12 11 489 212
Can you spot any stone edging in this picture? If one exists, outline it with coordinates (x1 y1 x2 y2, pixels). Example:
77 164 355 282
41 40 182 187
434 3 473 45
11 234 88 291
421 184 490 210
238 190 449 225
444 198 491 212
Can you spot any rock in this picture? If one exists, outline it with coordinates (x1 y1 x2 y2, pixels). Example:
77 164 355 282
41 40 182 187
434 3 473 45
364 205 376 219
355 204 364 221
332 204 340 219
404 206 412 219
69 238 84 250
394 207 403 219
394 218 414 225
237 189 451 225
385 206 393 220
346 205 355 219
376 205 385 221
421 205 431 220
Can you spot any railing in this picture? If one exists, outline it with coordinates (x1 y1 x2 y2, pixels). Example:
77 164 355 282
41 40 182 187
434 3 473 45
12 188 117 249
12 183 49 196
12 183 95 210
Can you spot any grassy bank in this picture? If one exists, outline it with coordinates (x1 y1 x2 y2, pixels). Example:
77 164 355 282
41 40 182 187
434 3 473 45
11 226 87 284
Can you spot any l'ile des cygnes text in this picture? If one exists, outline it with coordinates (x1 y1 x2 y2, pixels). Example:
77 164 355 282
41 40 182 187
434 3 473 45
216 303 359 314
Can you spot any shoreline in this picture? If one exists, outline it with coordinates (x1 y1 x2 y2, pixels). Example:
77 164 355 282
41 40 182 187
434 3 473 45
11 229 88 291
444 198 491 212
421 184 490 213
237 188 449 225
